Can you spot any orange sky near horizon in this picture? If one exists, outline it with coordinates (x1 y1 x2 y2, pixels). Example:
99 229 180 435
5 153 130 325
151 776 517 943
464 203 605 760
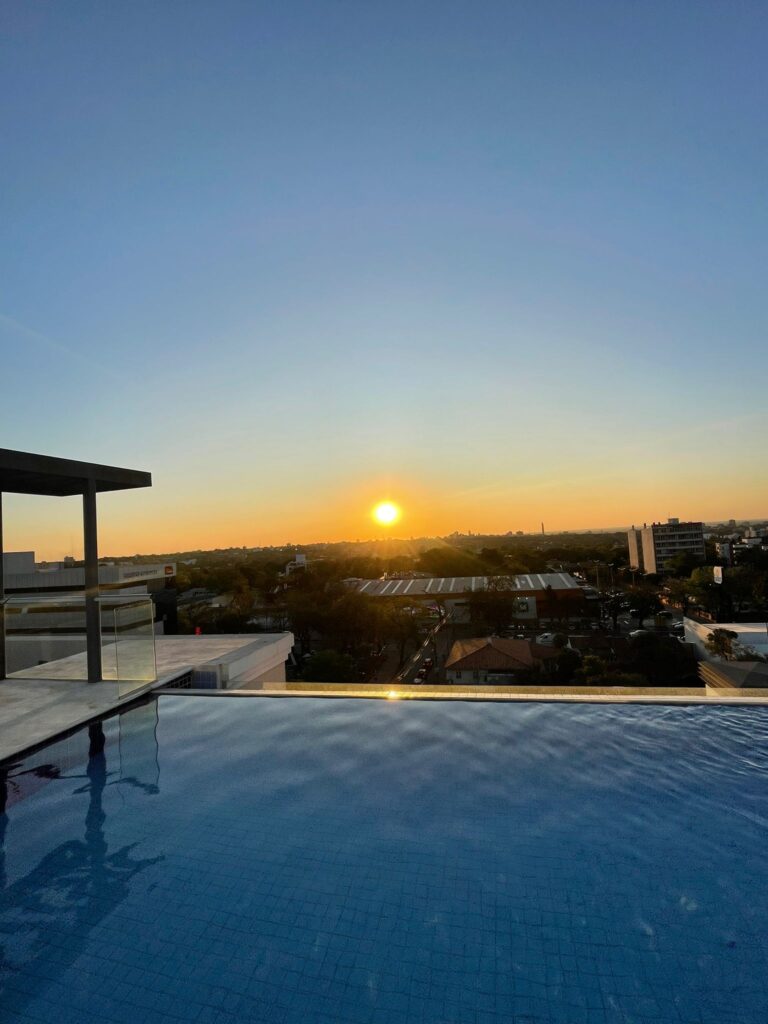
3 468 766 561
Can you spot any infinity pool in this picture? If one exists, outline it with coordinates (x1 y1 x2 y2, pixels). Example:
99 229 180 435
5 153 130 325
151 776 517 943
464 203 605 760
2 696 768 1024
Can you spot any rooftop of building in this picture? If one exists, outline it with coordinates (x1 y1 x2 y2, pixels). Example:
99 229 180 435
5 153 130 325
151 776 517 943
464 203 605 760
351 572 582 598
445 636 563 671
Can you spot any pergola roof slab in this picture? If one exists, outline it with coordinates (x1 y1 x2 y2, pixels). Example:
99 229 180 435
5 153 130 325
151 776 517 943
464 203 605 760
0 448 151 497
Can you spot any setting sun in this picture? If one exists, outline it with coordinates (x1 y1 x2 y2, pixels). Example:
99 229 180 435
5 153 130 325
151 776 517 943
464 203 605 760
372 501 401 527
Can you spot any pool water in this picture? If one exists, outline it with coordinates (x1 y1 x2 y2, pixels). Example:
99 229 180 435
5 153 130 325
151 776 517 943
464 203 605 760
2 696 768 1024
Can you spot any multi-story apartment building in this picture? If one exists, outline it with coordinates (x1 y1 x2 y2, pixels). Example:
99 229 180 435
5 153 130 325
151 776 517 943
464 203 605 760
627 528 644 571
627 519 706 574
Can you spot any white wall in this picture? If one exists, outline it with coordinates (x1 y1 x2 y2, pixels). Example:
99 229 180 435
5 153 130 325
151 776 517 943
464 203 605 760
684 618 768 660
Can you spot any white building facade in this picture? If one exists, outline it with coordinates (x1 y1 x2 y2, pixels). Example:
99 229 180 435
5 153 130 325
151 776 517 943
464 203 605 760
627 520 705 574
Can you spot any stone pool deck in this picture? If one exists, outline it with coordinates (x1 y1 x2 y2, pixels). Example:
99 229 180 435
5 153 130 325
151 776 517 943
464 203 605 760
0 634 292 762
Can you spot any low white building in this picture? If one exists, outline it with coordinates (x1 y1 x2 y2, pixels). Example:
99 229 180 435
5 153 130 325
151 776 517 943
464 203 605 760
684 618 768 662
156 634 295 689
2 550 179 645
8 632 295 690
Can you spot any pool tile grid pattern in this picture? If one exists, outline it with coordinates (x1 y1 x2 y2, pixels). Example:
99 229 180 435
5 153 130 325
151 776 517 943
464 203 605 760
2 697 768 1023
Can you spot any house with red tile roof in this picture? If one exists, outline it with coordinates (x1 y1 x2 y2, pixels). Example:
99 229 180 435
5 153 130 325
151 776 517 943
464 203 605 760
444 636 563 684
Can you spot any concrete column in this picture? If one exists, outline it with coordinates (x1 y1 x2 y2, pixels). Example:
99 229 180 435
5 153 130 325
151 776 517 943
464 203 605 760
0 492 5 681
83 481 102 682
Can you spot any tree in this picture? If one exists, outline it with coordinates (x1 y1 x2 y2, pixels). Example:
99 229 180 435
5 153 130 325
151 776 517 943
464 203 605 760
628 632 696 684
664 552 703 578
664 578 692 615
704 627 765 663
626 585 661 628
575 655 608 684
602 593 623 631
323 592 382 656
751 573 768 621
479 547 507 570
417 546 487 577
725 566 768 615
383 603 422 666
541 584 565 624
468 576 519 634
285 590 323 652
302 650 357 682
733 644 766 663
689 568 724 618
573 654 647 687
553 648 582 683
230 574 255 617
704 628 739 660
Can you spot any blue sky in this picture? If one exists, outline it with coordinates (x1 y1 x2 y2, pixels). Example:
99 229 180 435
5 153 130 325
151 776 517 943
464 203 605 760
1 1 766 556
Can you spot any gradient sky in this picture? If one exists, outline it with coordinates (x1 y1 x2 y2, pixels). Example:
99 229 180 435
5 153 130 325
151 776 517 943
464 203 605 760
1 1 766 559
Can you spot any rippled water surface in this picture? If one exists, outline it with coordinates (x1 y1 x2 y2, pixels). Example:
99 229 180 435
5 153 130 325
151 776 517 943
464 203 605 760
2 697 768 1023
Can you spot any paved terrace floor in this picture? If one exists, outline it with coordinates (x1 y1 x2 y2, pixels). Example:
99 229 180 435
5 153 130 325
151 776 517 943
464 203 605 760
0 636 282 763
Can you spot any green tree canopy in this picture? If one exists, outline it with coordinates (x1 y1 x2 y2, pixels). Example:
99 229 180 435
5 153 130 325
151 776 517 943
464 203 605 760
302 650 357 682
704 628 739 660
626 584 661 627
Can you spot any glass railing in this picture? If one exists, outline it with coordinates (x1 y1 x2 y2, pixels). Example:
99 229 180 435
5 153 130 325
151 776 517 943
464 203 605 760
2 593 157 691
101 595 157 690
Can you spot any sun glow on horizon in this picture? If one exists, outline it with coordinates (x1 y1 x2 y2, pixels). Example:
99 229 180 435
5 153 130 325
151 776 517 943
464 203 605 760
372 501 401 527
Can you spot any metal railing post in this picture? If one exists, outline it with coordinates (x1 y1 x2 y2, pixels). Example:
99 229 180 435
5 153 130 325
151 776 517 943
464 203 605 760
83 481 102 682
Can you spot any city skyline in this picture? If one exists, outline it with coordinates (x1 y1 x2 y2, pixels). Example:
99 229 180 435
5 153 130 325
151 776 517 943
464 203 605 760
2 480 765 563
2 2 766 558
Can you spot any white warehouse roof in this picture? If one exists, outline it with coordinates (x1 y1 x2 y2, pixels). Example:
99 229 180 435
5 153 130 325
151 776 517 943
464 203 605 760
352 572 581 598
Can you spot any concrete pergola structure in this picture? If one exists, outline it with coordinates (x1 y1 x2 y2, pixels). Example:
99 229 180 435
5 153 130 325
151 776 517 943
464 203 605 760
0 449 151 682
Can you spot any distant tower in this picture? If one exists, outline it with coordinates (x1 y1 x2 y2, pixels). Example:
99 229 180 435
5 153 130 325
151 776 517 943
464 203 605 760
541 522 545 535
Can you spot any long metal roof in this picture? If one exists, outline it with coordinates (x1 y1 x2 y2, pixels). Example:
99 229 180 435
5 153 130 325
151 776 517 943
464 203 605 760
0 448 151 496
352 572 581 598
